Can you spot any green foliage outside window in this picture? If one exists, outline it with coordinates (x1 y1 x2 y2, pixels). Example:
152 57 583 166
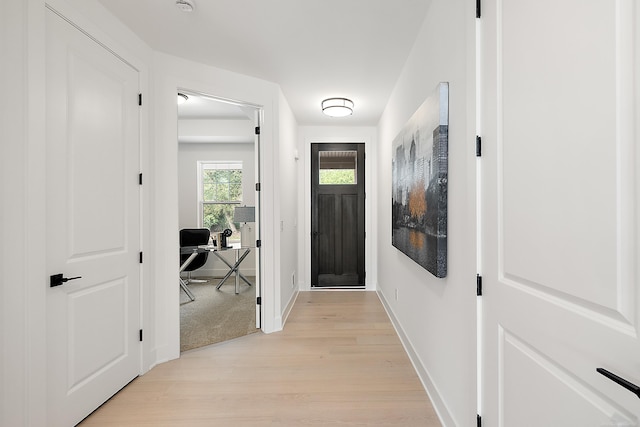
319 169 356 185
202 168 242 237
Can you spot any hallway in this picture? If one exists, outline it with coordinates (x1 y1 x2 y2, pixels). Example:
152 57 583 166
80 291 440 426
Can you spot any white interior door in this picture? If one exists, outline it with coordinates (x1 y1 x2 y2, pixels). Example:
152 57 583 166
45 8 141 426
481 0 640 425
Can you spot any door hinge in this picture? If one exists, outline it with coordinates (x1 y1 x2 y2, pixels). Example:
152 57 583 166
138 93 142 106
139 252 143 264
477 274 483 296
256 296 262 305
476 136 482 157
256 183 261 191
139 173 143 185
256 240 261 248
476 0 481 18
255 126 260 135
477 414 482 427
139 329 143 342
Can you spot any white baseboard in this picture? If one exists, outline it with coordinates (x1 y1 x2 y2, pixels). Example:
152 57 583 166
376 290 455 427
281 289 299 327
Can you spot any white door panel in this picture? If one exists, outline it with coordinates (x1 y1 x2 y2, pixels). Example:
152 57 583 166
482 0 639 425
67 52 127 255
501 327 633 427
67 278 128 388
46 8 140 427
500 0 619 310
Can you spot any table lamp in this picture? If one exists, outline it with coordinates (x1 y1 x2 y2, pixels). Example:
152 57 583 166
233 206 255 247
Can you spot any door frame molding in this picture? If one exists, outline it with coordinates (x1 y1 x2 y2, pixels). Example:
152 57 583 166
176 89 263 330
152 55 282 363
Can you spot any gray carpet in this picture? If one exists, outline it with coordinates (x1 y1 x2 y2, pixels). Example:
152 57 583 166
180 276 258 352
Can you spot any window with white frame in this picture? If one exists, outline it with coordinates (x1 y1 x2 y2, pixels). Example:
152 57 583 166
198 161 242 243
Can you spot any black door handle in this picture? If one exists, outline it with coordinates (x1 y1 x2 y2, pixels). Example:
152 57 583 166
597 368 640 399
50 274 82 287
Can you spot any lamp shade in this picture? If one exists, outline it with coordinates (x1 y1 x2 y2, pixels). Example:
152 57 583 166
233 206 255 223
322 98 354 117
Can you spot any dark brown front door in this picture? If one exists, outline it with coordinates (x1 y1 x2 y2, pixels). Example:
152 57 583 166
311 143 365 287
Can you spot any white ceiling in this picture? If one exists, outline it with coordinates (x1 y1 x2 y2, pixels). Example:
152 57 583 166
97 0 431 126
177 91 255 144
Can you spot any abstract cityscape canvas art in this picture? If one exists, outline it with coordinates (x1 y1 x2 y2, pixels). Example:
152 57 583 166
392 83 448 278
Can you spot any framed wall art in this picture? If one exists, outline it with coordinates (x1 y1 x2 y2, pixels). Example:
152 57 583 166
391 82 448 278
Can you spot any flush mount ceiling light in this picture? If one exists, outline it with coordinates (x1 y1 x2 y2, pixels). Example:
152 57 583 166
175 0 195 12
321 97 354 117
177 93 189 104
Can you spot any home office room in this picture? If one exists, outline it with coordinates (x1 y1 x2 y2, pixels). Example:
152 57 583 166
177 91 260 351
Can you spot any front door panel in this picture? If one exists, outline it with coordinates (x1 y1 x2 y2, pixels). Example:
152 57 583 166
311 143 365 287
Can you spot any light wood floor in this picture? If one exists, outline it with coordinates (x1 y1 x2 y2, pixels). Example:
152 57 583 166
80 291 441 426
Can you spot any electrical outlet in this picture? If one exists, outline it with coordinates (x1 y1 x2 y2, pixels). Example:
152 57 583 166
291 272 296 288
395 288 399 301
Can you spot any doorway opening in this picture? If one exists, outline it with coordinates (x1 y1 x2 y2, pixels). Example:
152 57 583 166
311 143 365 288
177 90 262 351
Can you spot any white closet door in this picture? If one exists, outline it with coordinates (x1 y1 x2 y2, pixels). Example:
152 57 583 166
45 8 141 426
481 0 640 425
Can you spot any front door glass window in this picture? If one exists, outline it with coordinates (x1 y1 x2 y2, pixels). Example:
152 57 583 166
319 150 357 185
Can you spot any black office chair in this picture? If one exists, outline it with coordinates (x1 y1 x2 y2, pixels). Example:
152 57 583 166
179 228 210 299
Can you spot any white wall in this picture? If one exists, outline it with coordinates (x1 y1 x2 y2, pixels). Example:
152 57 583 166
1 1 47 425
277 89 299 322
297 126 378 290
376 0 476 425
178 142 257 276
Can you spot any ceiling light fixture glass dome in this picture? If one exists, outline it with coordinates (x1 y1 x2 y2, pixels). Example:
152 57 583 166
321 97 354 117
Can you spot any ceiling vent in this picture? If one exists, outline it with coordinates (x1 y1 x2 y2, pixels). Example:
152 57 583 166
175 0 195 12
